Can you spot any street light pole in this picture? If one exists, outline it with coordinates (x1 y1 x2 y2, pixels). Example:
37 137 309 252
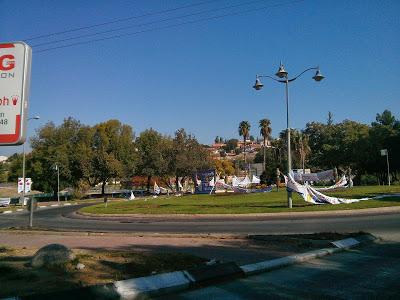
23 116 40 228
253 63 324 208
56 163 60 202
20 143 26 206
386 150 391 186
284 77 293 207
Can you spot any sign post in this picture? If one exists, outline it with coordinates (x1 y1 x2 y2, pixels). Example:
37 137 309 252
0 42 32 145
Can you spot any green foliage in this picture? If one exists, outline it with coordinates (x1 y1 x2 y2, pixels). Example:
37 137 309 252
5 153 22 183
238 121 250 139
238 121 251 163
136 129 171 190
0 163 7 183
27 118 136 194
303 110 400 184
223 139 238 152
214 160 235 176
171 128 211 178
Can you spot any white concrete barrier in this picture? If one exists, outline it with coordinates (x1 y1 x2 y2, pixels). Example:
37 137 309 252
113 270 192 299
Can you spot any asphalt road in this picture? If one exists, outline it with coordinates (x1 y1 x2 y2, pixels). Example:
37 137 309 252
1 204 400 238
164 240 400 299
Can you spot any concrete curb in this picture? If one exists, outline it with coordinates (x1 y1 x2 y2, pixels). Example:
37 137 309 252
241 235 375 276
114 270 192 298
0 202 78 214
76 205 400 220
240 247 343 276
1 234 376 300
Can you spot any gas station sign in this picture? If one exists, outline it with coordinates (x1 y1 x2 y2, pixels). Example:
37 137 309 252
0 42 32 145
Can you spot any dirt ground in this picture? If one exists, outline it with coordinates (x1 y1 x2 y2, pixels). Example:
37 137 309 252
0 230 361 298
0 245 206 298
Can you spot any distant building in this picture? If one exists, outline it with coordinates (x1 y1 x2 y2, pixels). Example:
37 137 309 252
0 156 8 163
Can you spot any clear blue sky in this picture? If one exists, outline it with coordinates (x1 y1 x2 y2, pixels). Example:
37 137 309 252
1 0 399 156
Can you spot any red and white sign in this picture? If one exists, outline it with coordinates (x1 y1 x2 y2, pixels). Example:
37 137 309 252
0 42 32 145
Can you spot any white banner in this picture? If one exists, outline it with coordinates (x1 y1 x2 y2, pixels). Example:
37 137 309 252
17 177 32 193
285 174 398 205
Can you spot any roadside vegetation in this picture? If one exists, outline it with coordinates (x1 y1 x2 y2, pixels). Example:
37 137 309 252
1 109 399 199
80 185 400 215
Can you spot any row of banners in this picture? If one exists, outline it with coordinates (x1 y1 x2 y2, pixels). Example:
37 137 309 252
17 177 32 193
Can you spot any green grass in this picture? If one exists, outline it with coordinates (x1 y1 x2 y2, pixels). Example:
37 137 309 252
80 185 400 215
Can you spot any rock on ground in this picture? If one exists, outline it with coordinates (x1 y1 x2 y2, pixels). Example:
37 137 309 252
31 243 75 268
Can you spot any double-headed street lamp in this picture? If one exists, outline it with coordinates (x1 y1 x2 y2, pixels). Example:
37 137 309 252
253 63 324 208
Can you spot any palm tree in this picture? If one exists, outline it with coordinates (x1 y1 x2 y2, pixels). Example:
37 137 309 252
238 121 251 164
294 132 311 173
259 119 272 172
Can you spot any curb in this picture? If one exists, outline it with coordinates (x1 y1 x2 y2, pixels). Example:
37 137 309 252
3 235 375 300
0 203 78 214
75 205 400 220
240 247 342 276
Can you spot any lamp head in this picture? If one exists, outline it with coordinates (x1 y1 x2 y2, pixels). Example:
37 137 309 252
312 69 324 82
253 77 263 90
275 63 288 78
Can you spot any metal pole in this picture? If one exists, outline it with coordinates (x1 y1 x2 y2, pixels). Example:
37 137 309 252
21 143 26 206
387 151 390 186
285 78 292 208
24 142 34 228
57 164 60 202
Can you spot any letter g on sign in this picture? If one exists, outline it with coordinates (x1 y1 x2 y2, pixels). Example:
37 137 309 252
0 54 15 71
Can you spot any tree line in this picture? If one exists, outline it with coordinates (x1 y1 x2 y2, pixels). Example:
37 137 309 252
253 110 400 185
5 118 211 195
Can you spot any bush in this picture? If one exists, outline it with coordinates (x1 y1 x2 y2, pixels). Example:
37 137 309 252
360 174 379 185
72 180 90 199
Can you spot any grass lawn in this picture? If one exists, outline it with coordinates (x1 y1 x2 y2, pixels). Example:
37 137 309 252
80 185 400 215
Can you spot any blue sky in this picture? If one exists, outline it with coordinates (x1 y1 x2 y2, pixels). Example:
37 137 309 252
1 0 399 156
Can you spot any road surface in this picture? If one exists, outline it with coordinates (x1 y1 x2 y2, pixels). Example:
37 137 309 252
1 204 399 239
163 239 400 299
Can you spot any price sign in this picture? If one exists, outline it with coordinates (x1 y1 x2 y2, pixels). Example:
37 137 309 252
0 42 32 145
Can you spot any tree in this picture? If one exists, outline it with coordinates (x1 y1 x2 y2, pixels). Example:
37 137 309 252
171 129 211 190
293 132 311 173
89 120 136 195
29 118 136 195
327 111 334 125
30 118 86 193
136 129 170 192
373 109 397 127
254 143 279 183
0 161 8 183
223 139 238 152
259 118 272 172
214 160 235 177
5 153 23 183
214 136 220 144
238 121 251 164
